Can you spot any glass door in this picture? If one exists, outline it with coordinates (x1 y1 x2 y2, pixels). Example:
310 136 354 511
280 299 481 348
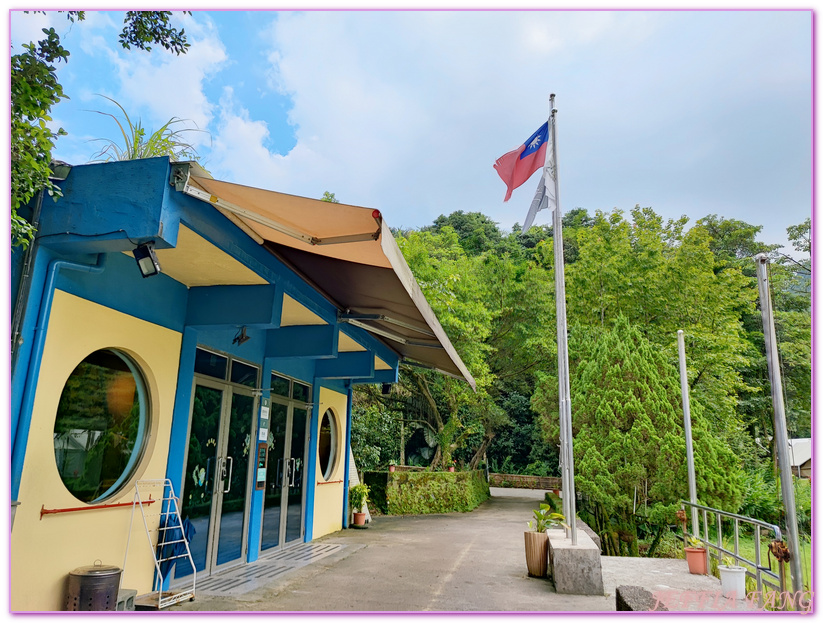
177 380 256 579
285 406 308 545
260 374 310 553
214 390 254 570
176 384 223 578
260 402 288 550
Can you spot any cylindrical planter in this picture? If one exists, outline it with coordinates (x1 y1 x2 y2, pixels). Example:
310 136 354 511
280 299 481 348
448 466 455 472
353 512 366 526
389 465 396 472
684 547 708 575
524 531 549 577
719 566 747 600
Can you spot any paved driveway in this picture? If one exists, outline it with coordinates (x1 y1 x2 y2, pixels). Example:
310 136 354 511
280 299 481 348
174 489 609 611
172 488 739 612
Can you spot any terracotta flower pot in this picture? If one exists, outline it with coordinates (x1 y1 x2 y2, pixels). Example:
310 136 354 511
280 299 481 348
685 547 708 575
524 531 549 577
389 465 396 472
448 466 455 472
353 512 366 526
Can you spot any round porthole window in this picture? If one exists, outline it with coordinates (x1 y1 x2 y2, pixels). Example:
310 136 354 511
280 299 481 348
53 349 149 503
318 409 338 481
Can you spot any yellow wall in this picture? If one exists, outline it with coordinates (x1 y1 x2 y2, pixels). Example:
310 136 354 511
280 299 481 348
311 387 349 539
11 290 182 611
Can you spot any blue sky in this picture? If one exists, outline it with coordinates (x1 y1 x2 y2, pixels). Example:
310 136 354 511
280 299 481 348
9 9 813 252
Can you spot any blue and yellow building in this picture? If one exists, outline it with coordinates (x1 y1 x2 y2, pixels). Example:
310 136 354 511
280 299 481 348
10 157 473 611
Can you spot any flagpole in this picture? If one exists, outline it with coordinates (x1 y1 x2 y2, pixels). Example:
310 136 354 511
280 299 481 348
550 93 577 545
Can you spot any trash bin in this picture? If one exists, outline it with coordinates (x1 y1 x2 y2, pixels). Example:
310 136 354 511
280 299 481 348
64 561 122 611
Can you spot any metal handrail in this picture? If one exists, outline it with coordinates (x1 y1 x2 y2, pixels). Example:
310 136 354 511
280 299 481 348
680 500 789 610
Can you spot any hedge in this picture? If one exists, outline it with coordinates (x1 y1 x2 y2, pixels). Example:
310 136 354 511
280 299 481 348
363 470 490 515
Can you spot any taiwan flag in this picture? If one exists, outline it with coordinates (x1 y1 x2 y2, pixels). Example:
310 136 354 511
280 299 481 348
494 122 549 202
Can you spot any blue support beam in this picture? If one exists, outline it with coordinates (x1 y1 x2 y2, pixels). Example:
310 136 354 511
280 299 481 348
315 351 374 380
266 325 338 359
351 368 399 385
186 284 283 329
337 323 401 371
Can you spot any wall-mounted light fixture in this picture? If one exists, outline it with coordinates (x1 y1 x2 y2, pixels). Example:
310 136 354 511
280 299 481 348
233 326 250 345
132 241 161 278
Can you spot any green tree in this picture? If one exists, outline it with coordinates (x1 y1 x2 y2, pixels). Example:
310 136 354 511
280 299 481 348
425 211 504 255
320 191 340 203
11 10 191 247
533 317 744 555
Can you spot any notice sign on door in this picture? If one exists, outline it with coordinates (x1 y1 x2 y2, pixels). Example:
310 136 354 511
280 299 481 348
258 426 268 442
260 397 270 420
255 442 267 490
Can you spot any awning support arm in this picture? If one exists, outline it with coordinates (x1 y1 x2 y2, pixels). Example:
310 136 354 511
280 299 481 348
340 312 436 338
180 184 382 247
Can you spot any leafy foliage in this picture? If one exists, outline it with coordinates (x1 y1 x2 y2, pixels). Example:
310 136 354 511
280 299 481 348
350 205 808 548
10 26 70 247
118 11 191 54
380 470 490 515
10 11 190 247
349 483 370 512
535 316 743 521
528 504 566 532
88 95 206 162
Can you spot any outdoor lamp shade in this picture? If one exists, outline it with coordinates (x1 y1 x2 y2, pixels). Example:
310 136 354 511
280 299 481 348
133 242 161 278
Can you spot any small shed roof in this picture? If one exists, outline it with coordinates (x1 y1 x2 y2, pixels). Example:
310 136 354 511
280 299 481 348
787 438 811 468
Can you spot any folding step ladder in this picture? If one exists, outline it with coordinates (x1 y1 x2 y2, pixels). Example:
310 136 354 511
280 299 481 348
124 479 196 609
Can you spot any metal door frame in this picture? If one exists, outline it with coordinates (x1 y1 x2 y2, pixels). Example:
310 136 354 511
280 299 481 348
178 354 259 579
259 385 311 555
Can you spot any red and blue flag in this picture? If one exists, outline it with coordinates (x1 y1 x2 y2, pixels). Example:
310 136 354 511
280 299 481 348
494 122 549 202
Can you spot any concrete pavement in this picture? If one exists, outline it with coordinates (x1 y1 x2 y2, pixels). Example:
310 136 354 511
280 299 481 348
170 488 745 612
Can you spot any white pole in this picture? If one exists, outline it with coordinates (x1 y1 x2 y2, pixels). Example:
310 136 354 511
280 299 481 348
754 254 803 592
550 94 577 545
677 330 699 536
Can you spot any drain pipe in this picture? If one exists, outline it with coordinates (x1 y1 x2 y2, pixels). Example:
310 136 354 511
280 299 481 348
342 382 353 528
11 190 45 373
11 253 108 503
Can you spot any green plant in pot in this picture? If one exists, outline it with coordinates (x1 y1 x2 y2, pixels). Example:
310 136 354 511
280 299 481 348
719 556 747 600
684 535 708 575
350 483 370 527
524 504 567 578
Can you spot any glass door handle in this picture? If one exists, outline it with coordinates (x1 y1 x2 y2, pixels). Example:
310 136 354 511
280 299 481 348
289 458 298 487
224 456 234 493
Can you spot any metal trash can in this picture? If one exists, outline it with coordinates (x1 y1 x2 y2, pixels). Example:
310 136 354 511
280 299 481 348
65 561 122 611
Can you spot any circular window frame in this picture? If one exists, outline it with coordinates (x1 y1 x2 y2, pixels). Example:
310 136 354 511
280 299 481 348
52 348 151 504
318 408 339 481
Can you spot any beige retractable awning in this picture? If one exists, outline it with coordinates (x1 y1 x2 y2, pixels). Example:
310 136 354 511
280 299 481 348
178 164 475 389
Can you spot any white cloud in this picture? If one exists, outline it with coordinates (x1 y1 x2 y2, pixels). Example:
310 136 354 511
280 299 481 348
229 11 660 220
104 15 228 146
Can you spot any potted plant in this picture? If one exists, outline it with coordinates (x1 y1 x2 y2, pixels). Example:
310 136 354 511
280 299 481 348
719 556 747 600
388 460 396 473
448 460 455 473
524 504 566 578
349 483 370 527
684 536 708 575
